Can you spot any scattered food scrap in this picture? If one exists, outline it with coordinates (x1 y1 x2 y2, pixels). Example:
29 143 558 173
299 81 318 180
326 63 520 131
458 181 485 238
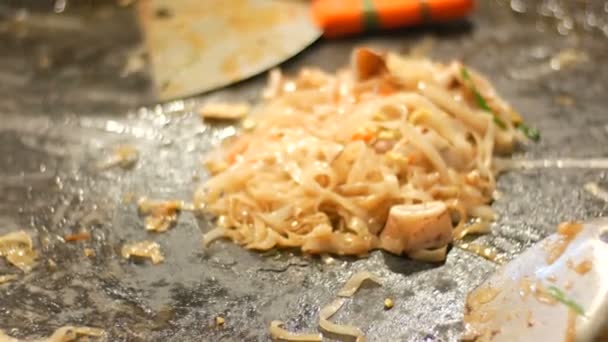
97 144 139 170
549 49 589 71
121 241 164 264
0 326 104 342
584 182 608 203
453 220 492 240
199 102 250 120
137 197 183 232
83 248 96 258
0 231 37 272
384 298 394 310
63 231 91 243
0 274 18 285
215 316 225 326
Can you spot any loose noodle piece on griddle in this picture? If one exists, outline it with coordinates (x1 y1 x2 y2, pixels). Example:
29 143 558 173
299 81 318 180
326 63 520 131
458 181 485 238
198 48 525 256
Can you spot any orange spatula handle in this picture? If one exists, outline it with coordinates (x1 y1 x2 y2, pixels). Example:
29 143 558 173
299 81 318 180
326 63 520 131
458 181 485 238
311 0 475 38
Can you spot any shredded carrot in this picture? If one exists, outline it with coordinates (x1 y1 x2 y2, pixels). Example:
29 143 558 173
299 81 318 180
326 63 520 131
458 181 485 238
378 81 397 96
351 131 375 142
64 232 91 242
269 132 283 140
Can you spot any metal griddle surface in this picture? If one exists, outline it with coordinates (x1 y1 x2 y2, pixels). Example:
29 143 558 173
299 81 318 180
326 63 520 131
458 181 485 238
1 1 607 341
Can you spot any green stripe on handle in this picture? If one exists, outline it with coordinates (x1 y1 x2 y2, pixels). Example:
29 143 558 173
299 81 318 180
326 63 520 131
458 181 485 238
362 0 380 30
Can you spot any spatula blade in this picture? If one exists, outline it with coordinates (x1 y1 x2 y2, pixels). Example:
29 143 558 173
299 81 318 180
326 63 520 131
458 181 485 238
463 219 608 341
137 0 321 101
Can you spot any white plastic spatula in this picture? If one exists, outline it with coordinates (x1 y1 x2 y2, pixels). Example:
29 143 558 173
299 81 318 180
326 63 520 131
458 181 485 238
463 219 608 341
137 0 321 101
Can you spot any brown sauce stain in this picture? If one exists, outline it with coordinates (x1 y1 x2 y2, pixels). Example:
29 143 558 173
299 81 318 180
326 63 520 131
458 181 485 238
546 222 583 265
469 286 501 307
526 310 534 327
519 278 557 305
573 260 592 275
565 309 576 342
463 286 500 339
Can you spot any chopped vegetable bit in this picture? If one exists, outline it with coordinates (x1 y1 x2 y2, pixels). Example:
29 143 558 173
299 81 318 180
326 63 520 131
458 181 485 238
199 102 250 120
461 67 541 141
64 231 91 242
377 128 400 140
460 67 507 129
384 298 394 310
547 285 585 316
215 316 225 326
351 126 377 142
517 123 541 142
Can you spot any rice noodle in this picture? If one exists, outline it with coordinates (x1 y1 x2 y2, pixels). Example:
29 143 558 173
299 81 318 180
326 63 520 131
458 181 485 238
202 227 227 247
337 271 382 297
270 270 382 341
269 321 322 342
0 274 18 284
408 245 448 262
198 48 526 256
319 298 365 342
0 326 104 342
453 220 492 240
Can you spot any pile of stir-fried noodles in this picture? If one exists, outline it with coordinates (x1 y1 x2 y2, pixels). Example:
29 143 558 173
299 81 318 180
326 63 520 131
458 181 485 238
197 48 533 260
